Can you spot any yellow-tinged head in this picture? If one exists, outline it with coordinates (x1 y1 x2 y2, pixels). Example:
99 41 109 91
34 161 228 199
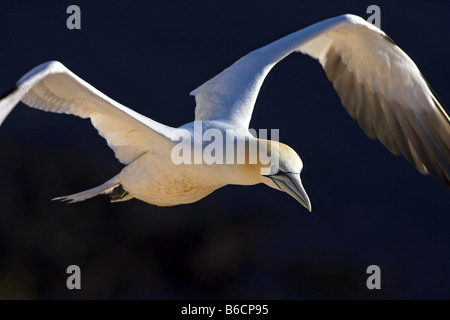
246 140 312 211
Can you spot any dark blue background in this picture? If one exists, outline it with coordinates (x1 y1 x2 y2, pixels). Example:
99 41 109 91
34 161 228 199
0 1 448 299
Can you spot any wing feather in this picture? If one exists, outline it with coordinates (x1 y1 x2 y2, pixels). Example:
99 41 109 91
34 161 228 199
0 61 175 164
190 14 450 186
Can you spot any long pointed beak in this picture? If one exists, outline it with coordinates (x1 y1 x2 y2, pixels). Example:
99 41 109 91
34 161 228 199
271 173 312 211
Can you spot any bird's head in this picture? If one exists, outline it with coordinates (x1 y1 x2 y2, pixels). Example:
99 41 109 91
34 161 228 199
258 141 311 211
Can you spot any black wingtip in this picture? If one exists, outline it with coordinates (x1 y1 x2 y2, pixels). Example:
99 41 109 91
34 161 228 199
0 85 18 100
383 34 397 46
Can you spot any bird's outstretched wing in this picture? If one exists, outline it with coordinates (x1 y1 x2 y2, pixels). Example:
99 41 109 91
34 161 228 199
191 14 450 186
0 61 175 164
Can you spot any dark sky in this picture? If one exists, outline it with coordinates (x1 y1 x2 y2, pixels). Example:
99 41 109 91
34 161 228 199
0 1 449 299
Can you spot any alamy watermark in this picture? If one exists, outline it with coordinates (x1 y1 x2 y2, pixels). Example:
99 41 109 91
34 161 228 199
66 5 381 33
66 265 81 290
66 5 81 30
170 122 280 176
366 265 381 289
367 5 381 29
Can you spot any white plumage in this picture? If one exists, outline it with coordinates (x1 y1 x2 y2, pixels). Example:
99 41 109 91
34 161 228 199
0 14 448 210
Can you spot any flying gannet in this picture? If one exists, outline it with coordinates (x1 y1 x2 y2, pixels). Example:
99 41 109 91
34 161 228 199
0 14 449 212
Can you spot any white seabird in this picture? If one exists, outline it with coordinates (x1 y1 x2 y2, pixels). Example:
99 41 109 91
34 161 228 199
0 14 449 211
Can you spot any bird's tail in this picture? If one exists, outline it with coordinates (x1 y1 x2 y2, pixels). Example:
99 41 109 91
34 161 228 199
52 174 133 203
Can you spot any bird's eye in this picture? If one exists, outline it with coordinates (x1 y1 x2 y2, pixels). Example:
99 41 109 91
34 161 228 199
269 165 280 175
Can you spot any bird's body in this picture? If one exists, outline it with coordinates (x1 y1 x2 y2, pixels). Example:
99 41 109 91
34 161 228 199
0 14 448 211
63 119 272 206
118 121 287 206
121 151 219 206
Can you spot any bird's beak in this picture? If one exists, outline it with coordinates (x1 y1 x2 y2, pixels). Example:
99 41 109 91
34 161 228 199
271 173 311 211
